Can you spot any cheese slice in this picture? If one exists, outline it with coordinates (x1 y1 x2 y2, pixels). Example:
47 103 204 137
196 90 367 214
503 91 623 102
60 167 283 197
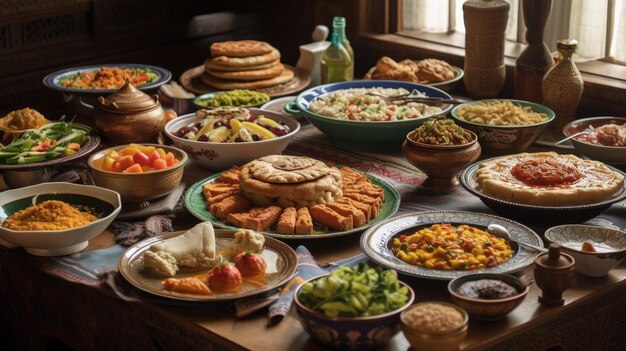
143 222 217 276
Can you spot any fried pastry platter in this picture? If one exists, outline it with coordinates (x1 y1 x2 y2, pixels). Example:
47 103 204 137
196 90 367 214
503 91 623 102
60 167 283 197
185 155 400 239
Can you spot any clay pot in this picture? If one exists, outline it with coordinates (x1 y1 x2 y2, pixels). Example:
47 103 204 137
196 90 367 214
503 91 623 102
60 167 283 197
534 243 575 307
95 80 165 145
402 129 481 188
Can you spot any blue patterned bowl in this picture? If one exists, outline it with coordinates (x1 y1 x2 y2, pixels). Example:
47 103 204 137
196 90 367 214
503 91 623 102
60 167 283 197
294 275 415 350
544 225 626 277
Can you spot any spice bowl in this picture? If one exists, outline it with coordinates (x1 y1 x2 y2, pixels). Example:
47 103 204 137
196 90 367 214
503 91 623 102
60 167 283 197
447 273 530 321
400 301 469 351
402 123 481 188
0 182 121 256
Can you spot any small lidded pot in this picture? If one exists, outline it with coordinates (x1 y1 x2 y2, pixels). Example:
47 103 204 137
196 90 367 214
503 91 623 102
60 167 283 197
96 80 165 144
402 116 481 188
400 301 469 351
534 243 575 307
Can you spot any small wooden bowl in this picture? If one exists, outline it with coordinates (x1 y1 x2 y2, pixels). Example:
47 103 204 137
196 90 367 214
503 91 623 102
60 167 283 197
402 129 481 188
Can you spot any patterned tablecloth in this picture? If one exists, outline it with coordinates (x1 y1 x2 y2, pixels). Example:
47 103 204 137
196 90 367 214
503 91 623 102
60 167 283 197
6 124 626 289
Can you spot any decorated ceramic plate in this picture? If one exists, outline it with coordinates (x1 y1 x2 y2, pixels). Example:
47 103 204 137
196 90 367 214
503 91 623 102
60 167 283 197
0 134 100 170
118 229 297 301
360 211 542 281
184 170 401 239
43 64 172 95
459 160 626 226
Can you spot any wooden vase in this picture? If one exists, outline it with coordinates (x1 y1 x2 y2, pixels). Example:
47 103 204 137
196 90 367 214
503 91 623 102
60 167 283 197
463 0 510 99
514 0 554 103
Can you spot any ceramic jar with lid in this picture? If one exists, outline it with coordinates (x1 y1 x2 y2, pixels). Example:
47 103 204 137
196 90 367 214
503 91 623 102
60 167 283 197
96 80 165 145
534 243 575 307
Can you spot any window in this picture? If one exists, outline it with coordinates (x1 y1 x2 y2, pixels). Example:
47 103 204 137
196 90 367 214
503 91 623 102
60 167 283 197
401 0 626 64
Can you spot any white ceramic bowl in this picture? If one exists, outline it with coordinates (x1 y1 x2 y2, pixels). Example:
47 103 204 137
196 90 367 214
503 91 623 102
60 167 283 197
164 108 300 170
0 182 121 256
544 224 626 277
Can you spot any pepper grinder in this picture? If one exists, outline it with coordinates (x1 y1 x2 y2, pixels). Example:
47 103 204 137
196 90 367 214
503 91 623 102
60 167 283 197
534 243 575 307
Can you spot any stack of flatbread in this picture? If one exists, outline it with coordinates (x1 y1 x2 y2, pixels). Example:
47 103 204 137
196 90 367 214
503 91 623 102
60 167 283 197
202 40 294 90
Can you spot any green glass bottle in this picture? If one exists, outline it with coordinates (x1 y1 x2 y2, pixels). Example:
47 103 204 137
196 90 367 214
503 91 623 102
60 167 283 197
320 33 352 84
333 16 354 80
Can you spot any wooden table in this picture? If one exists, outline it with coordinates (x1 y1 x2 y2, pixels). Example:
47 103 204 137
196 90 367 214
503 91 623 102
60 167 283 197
1 126 625 351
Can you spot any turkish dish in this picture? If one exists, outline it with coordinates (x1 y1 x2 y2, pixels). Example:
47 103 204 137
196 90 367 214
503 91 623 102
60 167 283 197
455 100 549 126
574 123 626 146
367 57 457 84
308 87 442 121
2 200 98 231
173 107 291 142
202 40 294 90
142 222 268 295
0 108 49 132
297 264 411 317
0 122 89 165
456 279 518 299
91 144 180 173
57 66 159 90
409 116 474 146
476 152 625 206
391 224 514 270
195 89 270 108
203 155 385 234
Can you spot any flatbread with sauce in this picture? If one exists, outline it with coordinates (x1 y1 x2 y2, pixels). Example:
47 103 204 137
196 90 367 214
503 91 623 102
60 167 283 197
476 152 624 206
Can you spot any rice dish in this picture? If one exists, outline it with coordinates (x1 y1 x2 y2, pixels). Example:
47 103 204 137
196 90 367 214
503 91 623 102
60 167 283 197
308 87 442 121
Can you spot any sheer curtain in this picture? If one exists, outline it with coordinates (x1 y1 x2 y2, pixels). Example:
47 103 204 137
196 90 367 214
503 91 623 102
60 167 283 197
402 0 626 63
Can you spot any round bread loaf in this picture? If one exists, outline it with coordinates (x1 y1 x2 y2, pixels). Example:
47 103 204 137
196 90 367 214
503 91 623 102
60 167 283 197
210 40 273 58
239 155 343 208
208 48 281 67
201 68 294 90
206 63 285 81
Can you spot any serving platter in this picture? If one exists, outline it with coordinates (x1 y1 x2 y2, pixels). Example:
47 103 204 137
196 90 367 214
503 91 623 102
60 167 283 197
0 134 100 171
43 63 172 95
360 211 543 281
184 170 401 239
180 64 311 98
118 229 297 301
459 160 626 226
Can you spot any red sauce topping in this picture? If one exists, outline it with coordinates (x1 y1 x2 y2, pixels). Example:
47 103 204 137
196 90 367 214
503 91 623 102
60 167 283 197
511 159 582 186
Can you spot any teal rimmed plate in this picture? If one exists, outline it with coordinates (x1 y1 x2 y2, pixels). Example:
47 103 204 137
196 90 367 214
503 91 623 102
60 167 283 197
360 210 542 280
184 170 401 239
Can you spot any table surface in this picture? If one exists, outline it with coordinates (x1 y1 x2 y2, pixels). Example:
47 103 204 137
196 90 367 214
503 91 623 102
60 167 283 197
2 124 626 351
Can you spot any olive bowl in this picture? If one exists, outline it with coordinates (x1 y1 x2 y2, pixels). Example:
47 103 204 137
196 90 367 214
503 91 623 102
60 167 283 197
448 273 529 321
